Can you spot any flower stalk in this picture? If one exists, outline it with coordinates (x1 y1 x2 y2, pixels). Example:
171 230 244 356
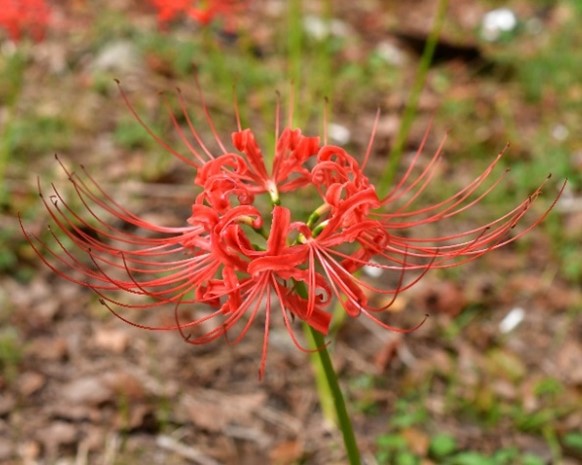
308 326 361 465
378 0 449 196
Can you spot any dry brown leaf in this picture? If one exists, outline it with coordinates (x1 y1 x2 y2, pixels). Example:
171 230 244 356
61 376 114 406
402 427 430 456
374 335 402 372
184 390 266 432
17 372 46 397
413 280 467 317
0 393 16 416
555 341 582 385
269 440 304 465
25 336 69 361
0 437 14 461
93 328 130 353
103 371 146 401
41 421 77 453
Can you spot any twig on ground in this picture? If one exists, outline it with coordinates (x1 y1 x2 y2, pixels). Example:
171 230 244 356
156 434 223 465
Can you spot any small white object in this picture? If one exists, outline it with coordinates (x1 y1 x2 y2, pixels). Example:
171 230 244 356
481 8 518 42
499 307 525 333
328 123 351 145
91 41 141 73
551 124 569 142
303 15 328 40
303 15 349 41
375 41 407 67
363 263 383 278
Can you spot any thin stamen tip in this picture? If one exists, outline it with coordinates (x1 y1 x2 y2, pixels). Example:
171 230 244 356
113 78 120 85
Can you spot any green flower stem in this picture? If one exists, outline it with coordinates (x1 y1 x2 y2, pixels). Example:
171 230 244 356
287 0 303 126
307 326 361 465
304 324 336 424
0 51 26 205
378 0 449 196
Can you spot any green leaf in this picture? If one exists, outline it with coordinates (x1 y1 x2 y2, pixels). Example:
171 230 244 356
521 454 545 465
376 434 407 451
450 451 494 465
492 448 518 464
563 432 582 451
429 433 457 458
395 451 418 465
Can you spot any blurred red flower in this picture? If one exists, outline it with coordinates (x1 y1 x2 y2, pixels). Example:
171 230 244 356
148 0 246 27
0 0 50 42
21 84 564 377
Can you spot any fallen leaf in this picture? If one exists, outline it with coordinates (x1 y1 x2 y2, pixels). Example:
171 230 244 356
555 341 582 385
25 336 68 361
103 371 146 401
61 377 114 406
0 437 14 461
269 440 304 465
184 390 266 432
413 280 467 317
41 421 77 455
17 372 46 397
93 328 129 353
0 393 16 416
402 427 430 456
374 335 402 371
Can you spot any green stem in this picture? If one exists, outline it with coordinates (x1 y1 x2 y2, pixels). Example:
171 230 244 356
378 0 448 196
0 51 26 206
304 324 336 424
310 0 333 123
287 0 303 126
308 326 361 465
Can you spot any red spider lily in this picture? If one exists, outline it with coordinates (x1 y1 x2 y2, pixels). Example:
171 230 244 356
21 84 564 377
0 0 50 42
148 0 246 27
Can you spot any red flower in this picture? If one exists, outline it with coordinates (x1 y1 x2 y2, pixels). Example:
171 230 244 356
21 85 564 377
148 0 246 28
0 0 50 42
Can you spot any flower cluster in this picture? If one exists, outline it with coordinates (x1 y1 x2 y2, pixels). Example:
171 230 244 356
0 0 50 42
22 85 562 377
148 0 245 27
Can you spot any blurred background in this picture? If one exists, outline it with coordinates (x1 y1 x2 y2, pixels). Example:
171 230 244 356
1 0 581 464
